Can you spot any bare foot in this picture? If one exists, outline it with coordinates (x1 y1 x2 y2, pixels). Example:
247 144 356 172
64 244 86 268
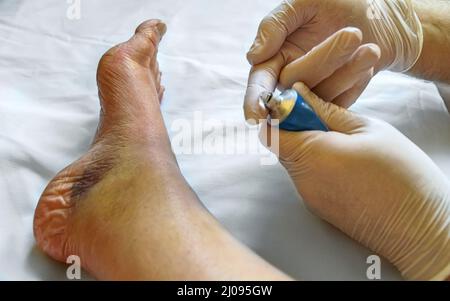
33 19 177 278
34 19 289 281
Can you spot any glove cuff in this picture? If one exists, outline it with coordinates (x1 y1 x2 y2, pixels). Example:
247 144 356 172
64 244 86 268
352 189 450 280
385 192 450 280
367 0 424 72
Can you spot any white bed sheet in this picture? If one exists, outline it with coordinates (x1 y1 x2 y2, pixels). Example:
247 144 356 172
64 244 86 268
1 0 449 281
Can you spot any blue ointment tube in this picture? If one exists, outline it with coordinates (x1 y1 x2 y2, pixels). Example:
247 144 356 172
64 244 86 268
261 89 328 132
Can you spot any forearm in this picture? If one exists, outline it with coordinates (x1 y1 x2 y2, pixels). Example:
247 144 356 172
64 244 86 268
411 4 450 281
410 5 450 280
408 0 450 83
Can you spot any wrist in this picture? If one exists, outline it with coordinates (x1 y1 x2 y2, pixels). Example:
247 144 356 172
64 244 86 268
407 1 450 82
368 0 423 73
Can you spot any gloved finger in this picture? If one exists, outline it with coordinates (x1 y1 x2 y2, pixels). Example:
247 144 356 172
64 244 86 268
313 44 380 103
292 82 367 133
247 0 312 65
332 68 374 108
244 56 282 123
258 115 323 164
279 27 363 90
244 42 304 122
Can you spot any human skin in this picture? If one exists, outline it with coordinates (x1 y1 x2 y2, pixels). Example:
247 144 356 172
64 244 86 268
408 0 450 83
33 19 290 280
244 0 450 123
33 9 450 279
400 9 450 269
261 82 450 280
245 0 450 280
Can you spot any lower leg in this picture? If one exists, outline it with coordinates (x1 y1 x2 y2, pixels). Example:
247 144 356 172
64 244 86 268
33 19 290 280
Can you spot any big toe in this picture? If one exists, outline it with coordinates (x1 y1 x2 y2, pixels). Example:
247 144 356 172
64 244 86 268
126 19 166 63
135 19 167 39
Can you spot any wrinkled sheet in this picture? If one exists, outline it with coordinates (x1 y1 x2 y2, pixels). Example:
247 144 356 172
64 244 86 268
1 0 449 281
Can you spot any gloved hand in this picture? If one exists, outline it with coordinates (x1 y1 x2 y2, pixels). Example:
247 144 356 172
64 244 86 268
244 0 423 121
261 82 450 280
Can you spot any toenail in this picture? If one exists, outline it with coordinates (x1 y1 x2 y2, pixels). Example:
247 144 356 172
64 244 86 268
156 23 167 38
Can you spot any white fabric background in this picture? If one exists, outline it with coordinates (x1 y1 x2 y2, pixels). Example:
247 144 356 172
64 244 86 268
0 0 449 281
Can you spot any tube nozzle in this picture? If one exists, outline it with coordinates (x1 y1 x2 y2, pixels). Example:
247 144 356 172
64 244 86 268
260 91 273 107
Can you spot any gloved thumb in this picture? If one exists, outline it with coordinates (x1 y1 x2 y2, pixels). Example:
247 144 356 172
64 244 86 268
292 82 366 133
259 82 367 160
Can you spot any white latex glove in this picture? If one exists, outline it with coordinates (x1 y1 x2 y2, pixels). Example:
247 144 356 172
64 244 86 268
244 0 423 121
261 82 450 280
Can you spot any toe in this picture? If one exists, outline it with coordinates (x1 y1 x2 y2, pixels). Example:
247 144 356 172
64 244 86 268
135 19 167 40
158 85 165 102
156 71 161 87
152 59 160 75
121 19 166 67
132 19 166 52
